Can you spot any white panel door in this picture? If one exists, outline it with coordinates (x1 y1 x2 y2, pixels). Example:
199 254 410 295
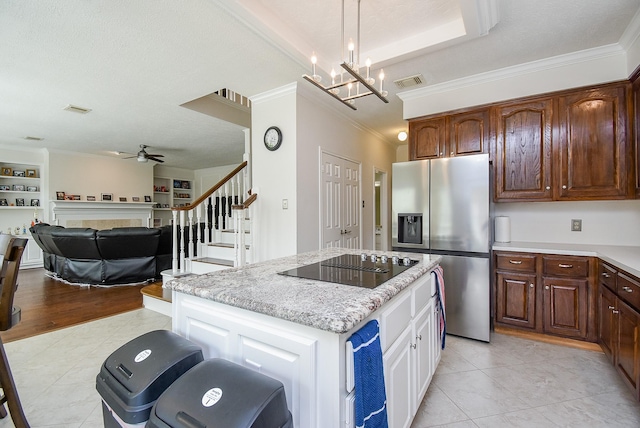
321 152 361 249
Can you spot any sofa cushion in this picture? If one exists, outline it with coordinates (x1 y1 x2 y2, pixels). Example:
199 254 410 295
50 227 101 259
96 227 160 259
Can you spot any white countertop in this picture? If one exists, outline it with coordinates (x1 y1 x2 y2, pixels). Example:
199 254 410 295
165 248 441 334
493 241 640 278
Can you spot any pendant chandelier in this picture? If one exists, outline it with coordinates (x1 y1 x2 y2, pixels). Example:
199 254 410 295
303 0 389 111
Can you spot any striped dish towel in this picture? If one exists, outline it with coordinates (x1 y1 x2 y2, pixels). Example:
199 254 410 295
348 319 388 428
434 265 446 349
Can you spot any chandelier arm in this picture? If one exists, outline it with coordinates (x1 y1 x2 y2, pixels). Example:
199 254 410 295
302 74 357 110
340 63 389 103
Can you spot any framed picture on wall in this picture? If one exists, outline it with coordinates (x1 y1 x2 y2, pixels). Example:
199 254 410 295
12 185 25 191
1 167 12 176
0 185 9 191
144 195 151 202
56 191 65 200
15 198 24 206
26 186 38 192
132 196 140 202
119 197 127 202
87 195 96 201
101 193 112 202
12 170 25 177
26 169 37 178
0 199 7 206
31 199 40 206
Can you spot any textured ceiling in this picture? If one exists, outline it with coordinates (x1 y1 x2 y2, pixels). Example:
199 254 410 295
0 0 639 169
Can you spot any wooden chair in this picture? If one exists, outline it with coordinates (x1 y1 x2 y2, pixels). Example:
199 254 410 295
0 237 29 427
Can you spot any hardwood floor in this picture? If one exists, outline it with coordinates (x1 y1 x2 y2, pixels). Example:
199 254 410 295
0 268 157 343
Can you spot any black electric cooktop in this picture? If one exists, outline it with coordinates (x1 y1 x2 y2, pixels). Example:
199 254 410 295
278 254 418 289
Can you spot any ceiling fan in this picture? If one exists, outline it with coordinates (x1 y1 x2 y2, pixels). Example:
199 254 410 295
124 145 165 163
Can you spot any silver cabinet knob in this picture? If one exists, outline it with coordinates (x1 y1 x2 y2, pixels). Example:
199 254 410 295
613 310 620 314
562 185 567 189
545 186 551 190
602 273 611 278
450 152 454 156
623 286 633 293
545 285 550 290
608 305 615 310
529 283 534 288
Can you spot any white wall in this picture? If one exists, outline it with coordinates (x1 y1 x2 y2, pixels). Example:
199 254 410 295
251 83 298 262
495 200 640 246
49 150 153 202
250 83 397 261
296 91 396 252
194 164 238 196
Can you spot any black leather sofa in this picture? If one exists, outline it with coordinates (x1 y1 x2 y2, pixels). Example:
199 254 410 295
29 223 174 285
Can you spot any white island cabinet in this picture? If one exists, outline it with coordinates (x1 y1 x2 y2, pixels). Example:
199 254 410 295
168 248 442 428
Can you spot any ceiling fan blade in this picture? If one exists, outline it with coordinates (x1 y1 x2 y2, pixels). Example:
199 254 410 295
146 153 164 158
147 156 165 163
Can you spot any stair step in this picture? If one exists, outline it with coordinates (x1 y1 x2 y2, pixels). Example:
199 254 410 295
141 284 171 303
192 257 234 267
209 242 250 249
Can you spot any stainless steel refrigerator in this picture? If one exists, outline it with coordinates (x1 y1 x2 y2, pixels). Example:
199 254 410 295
392 154 491 342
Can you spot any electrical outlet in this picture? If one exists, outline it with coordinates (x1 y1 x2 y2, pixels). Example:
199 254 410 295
571 219 582 232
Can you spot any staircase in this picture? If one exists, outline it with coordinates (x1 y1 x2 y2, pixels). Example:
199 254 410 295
142 161 256 315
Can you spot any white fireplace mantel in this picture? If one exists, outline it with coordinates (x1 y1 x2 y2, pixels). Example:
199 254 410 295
51 201 154 228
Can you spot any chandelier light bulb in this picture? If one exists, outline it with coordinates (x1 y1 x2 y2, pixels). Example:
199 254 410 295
348 38 355 66
398 131 408 142
311 52 321 82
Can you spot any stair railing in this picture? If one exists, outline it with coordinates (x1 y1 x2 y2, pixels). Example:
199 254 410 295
170 161 254 274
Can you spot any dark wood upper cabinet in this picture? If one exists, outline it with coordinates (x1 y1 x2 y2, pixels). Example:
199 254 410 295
408 109 489 160
557 85 631 200
409 117 446 159
449 109 490 157
633 77 640 197
494 98 553 201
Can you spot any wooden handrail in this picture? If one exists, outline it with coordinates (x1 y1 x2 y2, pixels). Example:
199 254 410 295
231 193 257 210
172 161 248 211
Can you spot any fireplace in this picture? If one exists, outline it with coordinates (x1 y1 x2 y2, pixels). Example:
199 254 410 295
51 201 154 229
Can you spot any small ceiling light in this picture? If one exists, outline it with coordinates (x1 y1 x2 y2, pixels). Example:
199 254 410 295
24 136 44 141
397 131 408 142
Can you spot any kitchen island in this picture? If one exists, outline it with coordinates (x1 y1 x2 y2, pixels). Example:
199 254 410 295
165 248 442 428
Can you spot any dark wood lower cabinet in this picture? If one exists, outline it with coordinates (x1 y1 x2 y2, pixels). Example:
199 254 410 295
597 260 640 401
494 251 594 341
496 272 537 329
543 277 588 339
598 283 618 362
616 299 640 400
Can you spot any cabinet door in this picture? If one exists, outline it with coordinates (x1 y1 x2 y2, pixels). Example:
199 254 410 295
496 271 537 329
616 299 640 400
543 277 588 339
449 109 490 157
634 78 640 197
598 284 618 363
409 117 446 159
494 99 553 201
413 300 434 410
557 84 630 200
383 325 413 428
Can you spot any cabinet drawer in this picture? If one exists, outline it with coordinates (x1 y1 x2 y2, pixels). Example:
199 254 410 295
542 255 589 277
618 273 640 312
380 290 412 352
496 253 536 272
598 262 617 290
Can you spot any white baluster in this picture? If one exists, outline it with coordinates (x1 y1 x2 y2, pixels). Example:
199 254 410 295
188 208 194 267
179 210 186 273
196 203 202 259
172 210 178 273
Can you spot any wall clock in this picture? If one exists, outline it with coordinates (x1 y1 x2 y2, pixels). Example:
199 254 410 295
264 126 282 151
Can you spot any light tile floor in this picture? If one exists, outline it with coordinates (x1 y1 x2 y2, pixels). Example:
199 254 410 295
0 309 638 427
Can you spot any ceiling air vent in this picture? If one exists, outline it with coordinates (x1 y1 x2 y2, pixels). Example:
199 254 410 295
394 74 426 89
63 104 92 114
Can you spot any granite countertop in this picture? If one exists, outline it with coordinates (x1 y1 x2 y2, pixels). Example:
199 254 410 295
165 248 441 334
493 241 640 278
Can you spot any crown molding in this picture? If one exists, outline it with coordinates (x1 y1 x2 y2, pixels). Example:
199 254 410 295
398 43 625 102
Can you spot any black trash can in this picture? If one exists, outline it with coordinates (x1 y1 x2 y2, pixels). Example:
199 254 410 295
96 330 204 427
146 358 293 428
